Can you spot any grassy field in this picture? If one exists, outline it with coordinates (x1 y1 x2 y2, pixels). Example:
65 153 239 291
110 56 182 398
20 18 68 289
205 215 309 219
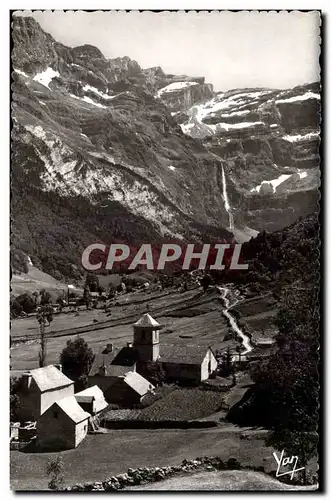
11 287 234 371
11 427 279 491
103 388 225 422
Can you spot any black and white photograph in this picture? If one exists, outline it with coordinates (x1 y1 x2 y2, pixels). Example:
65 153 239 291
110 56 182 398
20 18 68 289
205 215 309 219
10 9 321 491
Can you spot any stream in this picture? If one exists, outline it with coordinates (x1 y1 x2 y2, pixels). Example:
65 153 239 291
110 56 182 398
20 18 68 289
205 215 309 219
217 286 253 355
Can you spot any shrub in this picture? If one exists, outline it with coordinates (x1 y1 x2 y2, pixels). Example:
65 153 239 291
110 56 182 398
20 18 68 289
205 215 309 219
46 456 65 490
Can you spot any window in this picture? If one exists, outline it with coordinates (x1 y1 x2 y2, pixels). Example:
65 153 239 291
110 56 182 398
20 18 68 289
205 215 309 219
84 424 87 431
54 411 58 419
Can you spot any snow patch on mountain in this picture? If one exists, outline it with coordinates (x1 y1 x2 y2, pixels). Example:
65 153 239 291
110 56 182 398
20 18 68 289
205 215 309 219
215 121 264 131
157 81 199 97
82 84 118 100
283 132 319 143
276 91 320 104
14 68 29 78
69 94 107 108
250 174 292 194
220 110 250 117
33 67 60 89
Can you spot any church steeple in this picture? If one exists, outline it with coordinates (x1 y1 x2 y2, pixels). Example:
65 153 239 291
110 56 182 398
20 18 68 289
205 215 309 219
133 313 161 362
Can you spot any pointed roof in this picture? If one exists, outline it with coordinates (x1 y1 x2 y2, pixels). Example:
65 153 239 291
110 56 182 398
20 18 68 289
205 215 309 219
133 313 161 328
122 371 155 397
54 396 90 423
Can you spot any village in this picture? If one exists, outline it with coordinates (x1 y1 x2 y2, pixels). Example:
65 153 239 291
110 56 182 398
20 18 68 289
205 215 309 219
10 271 279 490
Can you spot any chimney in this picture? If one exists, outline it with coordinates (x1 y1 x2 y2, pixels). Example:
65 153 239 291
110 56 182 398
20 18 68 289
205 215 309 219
105 343 113 353
22 372 32 391
54 364 62 372
127 342 133 348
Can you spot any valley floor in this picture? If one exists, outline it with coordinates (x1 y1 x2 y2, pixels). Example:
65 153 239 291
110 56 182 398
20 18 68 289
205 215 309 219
10 427 276 491
10 285 276 371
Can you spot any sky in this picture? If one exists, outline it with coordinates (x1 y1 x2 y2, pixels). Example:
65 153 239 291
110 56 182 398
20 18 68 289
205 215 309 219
14 10 320 91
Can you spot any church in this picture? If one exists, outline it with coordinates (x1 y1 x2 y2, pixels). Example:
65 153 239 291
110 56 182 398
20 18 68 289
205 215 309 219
88 313 218 391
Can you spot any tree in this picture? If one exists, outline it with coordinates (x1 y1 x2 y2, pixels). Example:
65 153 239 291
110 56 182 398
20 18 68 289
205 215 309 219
140 361 167 386
251 272 319 483
201 274 211 292
40 289 52 305
220 346 233 377
46 456 65 490
10 377 22 421
60 337 95 391
36 305 54 367
83 286 91 310
84 273 99 293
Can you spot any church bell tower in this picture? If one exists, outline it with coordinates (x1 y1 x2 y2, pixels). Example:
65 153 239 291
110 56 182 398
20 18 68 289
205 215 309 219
133 313 161 362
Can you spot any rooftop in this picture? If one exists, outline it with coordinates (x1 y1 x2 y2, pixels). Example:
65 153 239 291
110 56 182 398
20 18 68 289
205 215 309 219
89 346 136 377
133 313 161 328
55 396 90 423
27 365 74 392
159 344 212 365
122 371 155 397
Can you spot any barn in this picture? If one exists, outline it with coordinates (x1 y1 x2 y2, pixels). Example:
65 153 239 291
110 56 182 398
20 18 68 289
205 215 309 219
37 396 90 450
74 385 108 415
159 345 218 384
18 364 74 422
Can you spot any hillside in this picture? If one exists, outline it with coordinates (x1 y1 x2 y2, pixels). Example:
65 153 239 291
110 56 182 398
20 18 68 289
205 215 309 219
11 15 320 281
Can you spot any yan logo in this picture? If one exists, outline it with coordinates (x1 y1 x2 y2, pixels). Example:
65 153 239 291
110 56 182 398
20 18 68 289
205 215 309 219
273 450 305 480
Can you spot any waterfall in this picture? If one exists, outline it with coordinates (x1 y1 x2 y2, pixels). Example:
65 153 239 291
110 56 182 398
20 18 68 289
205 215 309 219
221 165 234 230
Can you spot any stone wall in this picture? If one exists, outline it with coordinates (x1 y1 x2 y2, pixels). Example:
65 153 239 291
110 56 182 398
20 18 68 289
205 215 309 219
64 456 247 491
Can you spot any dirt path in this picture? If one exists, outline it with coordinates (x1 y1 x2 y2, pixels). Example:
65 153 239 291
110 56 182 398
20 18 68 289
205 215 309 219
126 470 318 491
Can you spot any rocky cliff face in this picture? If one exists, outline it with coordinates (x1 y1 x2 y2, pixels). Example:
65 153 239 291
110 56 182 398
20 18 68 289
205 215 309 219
11 16 320 278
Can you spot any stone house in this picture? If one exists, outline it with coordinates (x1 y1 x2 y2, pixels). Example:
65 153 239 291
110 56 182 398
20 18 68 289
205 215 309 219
74 385 108 415
105 371 155 406
159 345 218 384
18 364 74 422
37 395 90 450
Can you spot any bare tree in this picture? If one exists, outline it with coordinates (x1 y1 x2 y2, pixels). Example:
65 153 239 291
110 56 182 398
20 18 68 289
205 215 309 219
36 305 54 367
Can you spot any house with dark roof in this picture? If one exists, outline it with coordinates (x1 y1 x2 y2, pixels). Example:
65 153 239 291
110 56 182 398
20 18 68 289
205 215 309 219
87 342 138 400
36 395 90 450
18 364 74 422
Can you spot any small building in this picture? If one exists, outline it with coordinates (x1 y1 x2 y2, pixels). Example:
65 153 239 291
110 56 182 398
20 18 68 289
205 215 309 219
105 371 155 406
88 343 136 398
254 337 276 348
159 345 218 383
18 364 74 422
74 385 108 415
37 396 90 450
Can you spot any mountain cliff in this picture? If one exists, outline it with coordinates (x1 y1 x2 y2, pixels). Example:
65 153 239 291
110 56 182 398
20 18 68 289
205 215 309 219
11 16 320 279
